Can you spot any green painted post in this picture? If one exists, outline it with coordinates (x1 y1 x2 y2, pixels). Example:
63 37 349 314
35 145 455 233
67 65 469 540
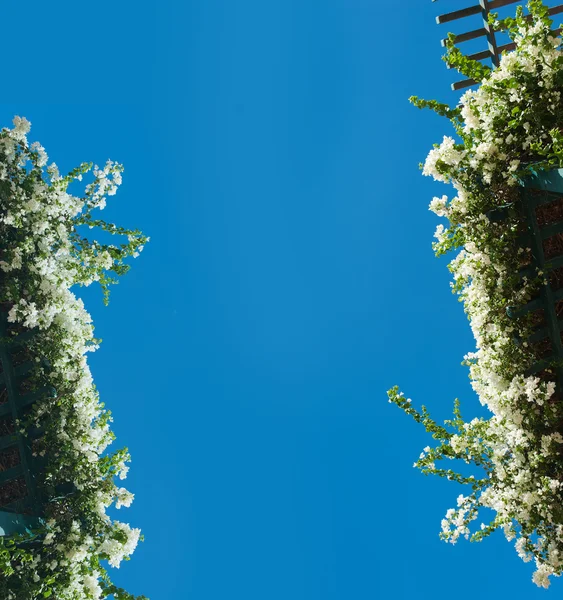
501 168 563 380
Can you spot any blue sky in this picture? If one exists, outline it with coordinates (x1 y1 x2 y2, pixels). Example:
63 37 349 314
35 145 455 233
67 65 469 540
2 0 562 598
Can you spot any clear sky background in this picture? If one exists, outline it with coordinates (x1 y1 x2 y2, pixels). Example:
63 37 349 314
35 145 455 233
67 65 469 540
2 0 562 598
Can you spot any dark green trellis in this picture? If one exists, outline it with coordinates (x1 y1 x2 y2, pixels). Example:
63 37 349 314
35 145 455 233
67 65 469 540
488 169 563 381
0 310 55 536
430 4 563 379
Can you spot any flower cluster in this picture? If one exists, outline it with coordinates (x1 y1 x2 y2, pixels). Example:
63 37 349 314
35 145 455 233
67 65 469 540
390 0 563 588
0 117 148 599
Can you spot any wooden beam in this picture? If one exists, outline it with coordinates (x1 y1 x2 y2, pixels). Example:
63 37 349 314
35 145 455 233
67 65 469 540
452 78 477 91
437 4 481 25
496 40 516 54
548 5 563 17
441 27 486 47
488 0 520 9
480 0 500 67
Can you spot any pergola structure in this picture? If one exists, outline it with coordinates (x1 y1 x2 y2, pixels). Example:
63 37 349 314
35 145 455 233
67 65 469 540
431 2 563 397
435 0 563 89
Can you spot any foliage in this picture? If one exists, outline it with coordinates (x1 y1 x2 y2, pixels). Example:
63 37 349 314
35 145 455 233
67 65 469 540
0 117 148 599
390 1 563 588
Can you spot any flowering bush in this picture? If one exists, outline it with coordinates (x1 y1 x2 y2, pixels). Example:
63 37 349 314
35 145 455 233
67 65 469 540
389 0 563 588
0 117 148 599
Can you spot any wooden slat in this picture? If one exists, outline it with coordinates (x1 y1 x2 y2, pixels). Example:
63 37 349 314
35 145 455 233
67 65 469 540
524 168 563 195
437 4 481 24
507 7 563 24
0 387 53 419
546 255 563 271
0 497 32 513
9 329 37 348
541 220 563 240
0 465 23 485
549 5 563 17
524 356 552 376
0 427 43 453
506 296 543 319
0 434 18 452
480 0 500 67
488 0 520 9
452 77 477 91
497 41 516 54
528 325 549 344
442 27 487 47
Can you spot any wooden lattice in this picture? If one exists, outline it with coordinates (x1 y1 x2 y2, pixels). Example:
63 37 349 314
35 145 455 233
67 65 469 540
0 311 54 534
434 0 563 89
487 171 563 381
